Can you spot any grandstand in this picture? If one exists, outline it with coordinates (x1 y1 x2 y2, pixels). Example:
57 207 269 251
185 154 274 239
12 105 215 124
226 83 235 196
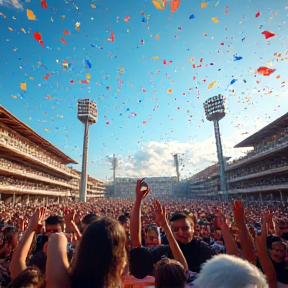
186 112 288 201
225 112 288 201
113 176 178 197
0 106 105 202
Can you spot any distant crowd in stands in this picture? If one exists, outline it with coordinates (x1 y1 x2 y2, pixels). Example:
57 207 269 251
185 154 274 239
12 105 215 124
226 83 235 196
0 159 70 185
228 129 288 167
0 126 78 175
0 180 288 288
228 156 288 180
0 176 71 194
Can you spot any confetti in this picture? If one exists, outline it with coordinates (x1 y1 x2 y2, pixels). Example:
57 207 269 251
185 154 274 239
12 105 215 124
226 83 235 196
262 31 276 39
256 67 276 76
41 0 48 9
207 81 217 89
27 9 37 20
20 83 26 91
212 17 219 24
201 2 208 8
152 0 167 10
255 11 261 17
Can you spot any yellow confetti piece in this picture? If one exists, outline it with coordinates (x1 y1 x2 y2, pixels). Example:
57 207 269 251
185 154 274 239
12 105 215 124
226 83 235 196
155 34 160 40
91 4 96 8
21 28 26 33
212 17 219 24
8 27 13 31
276 75 281 79
266 61 274 66
207 81 218 89
26 9 37 20
86 74 91 79
44 128 50 132
20 83 26 91
201 2 208 8
153 56 160 60
167 88 173 94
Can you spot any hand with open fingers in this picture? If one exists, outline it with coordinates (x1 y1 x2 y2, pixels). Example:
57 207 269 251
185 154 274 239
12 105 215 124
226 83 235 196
153 199 167 228
64 209 75 223
215 211 226 228
28 207 46 233
233 201 245 225
135 178 150 201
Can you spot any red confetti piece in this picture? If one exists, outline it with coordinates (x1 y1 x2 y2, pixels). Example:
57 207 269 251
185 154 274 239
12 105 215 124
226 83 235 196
255 11 260 17
33 32 45 47
256 67 276 76
70 80 74 84
262 31 276 39
60 38 66 44
41 0 48 9
124 15 130 22
110 32 115 42
63 30 70 35
163 59 167 65
43 72 54 80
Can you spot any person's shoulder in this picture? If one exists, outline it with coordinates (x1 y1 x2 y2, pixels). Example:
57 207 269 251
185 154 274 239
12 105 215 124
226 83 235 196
191 239 216 253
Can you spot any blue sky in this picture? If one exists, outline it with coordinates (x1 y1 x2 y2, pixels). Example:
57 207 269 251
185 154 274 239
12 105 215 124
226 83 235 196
0 0 287 180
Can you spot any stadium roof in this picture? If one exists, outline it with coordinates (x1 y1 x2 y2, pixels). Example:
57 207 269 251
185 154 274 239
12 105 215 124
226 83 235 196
235 112 288 148
0 106 77 164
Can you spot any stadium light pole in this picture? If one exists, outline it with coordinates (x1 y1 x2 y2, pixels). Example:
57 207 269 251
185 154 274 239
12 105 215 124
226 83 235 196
112 154 118 196
173 154 180 182
77 99 98 202
203 95 228 202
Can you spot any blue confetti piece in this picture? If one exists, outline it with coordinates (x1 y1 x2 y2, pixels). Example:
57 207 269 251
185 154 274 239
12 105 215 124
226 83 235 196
189 14 195 19
233 55 243 61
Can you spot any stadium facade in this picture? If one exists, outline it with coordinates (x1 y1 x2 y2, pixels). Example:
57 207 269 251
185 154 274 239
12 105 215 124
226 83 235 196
110 176 178 197
0 106 105 202
186 112 288 201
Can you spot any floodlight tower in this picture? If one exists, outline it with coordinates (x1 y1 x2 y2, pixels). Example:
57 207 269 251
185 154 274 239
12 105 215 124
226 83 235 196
77 99 98 202
203 95 228 202
112 154 118 195
173 154 180 182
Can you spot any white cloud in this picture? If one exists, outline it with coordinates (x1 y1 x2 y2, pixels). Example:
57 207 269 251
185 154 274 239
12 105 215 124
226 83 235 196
112 117 268 180
0 0 23 9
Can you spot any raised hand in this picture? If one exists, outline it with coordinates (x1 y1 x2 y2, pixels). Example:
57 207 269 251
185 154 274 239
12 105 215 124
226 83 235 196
27 207 46 233
135 178 150 201
153 198 167 228
233 201 245 225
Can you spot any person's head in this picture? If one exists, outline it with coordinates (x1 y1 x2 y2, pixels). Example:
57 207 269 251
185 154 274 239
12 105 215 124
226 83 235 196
170 211 194 244
193 254 268 288
145 224 161 248
45 216 62 235
8 267 45 288
118 215 130 233
72 217 127 288
267 236 287 263
155 258 187 288
81 213 99 231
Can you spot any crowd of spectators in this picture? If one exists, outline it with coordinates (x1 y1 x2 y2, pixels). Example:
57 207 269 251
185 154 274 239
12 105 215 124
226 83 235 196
0 176 71 195
228 157 288 180
0 181 287 288
0 126 77 176
227 129 288 168
0 159 71 186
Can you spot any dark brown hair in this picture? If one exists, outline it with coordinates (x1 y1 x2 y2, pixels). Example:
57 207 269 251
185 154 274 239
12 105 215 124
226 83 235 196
71 217 127 288
8 267 45 288
155 258 187 288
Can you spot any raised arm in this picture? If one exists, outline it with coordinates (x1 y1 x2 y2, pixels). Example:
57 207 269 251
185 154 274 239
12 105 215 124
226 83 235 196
130 179 150 248
256 213 277 288
233 201 256 264
216 211 240 257
10 207 46 280
154 199 188 271
46 233 70 288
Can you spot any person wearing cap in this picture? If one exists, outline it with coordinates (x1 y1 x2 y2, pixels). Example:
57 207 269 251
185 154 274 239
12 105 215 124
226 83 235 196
129 179 216 279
